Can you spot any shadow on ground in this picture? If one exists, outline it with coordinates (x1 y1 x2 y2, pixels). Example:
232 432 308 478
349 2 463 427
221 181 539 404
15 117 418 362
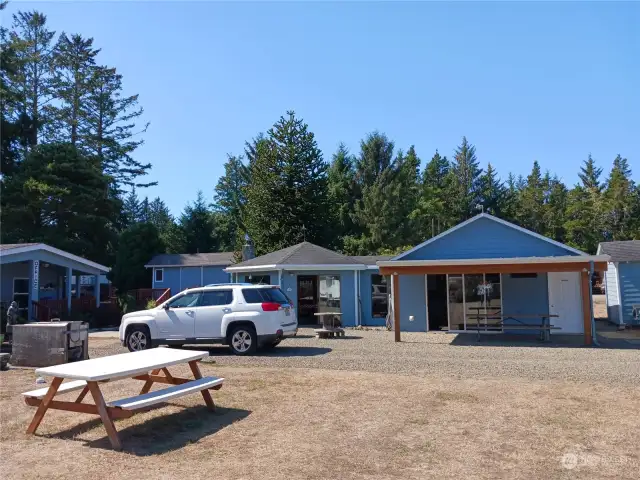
183 345 333 357
41 405 251 455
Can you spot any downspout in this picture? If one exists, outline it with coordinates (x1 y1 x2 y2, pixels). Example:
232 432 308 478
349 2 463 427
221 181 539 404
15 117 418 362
589 260 599 346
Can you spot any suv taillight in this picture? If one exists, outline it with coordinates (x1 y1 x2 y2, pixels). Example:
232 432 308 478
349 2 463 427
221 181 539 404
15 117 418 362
261 302 281 312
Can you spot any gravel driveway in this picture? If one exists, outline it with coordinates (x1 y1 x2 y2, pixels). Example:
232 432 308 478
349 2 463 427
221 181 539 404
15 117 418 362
91 326 640 386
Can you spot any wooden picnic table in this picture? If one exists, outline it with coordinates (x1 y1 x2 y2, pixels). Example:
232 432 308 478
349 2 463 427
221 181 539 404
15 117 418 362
313 312 344 338
22 348 224 450
466 311 560 341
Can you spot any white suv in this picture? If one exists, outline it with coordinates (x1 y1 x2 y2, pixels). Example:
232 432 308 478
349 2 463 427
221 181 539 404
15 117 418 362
119 284 298 355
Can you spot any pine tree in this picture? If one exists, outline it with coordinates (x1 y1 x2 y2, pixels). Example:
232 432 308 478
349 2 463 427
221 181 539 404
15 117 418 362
518 161 545 233
478 163 506 216
395 145 421 245
80 65 151 188
6 10 56 150
214 154 249 251
0 143 120 264
578 154 603 191
413 150 451 238
178 190 217 253
122 187 141 226
49 33 99 145
603 155 636 240
244 111 330 254
543 174 568 242
327 143 357 249
447 136 483 221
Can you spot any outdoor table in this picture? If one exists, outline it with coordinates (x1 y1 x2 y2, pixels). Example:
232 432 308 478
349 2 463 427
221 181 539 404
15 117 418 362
22 348 223 450
313 312 345 338
466 311 560 341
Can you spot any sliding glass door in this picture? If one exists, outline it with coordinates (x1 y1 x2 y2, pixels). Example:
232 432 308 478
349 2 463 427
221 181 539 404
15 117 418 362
447 273 503 332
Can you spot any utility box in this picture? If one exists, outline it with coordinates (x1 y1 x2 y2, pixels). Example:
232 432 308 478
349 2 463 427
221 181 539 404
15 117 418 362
10 322 89 367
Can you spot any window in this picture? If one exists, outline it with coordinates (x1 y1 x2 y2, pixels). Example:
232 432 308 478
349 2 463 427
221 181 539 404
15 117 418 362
318 275 340 314
371 274 388 318
167 292 201 308
447 273 502 331
244 275 270 285
242 287 290 304
200 290 233 307
155 268 164 283
13 278 29 314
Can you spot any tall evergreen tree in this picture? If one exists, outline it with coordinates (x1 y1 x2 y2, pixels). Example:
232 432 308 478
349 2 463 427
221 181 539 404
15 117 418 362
122 187 141 226
518 161 546 233
244 111 330 254
80 65 151 188
447 136 483 221
0 143 120 264
395 145 421 245
413 150 451 238
603 155 636 240
6 9 56 150
578 154 603 191
178 190 217 254
478 163 506 216
49 33 99 145
327 143 357 249
214 154 249 251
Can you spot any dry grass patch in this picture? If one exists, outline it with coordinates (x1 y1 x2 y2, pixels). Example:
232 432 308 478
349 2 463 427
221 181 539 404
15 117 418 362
1 362 639 480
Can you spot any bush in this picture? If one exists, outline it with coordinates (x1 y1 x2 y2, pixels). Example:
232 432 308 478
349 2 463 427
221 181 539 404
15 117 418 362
146 299 156 309
116 294 136 314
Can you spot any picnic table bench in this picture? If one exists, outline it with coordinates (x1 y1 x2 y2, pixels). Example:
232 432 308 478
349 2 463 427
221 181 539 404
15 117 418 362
466 309 560 341
313 312 345 338
22 348 223 450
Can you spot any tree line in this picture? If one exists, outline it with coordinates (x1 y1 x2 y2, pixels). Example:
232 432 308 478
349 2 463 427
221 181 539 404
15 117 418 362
1 5 638 294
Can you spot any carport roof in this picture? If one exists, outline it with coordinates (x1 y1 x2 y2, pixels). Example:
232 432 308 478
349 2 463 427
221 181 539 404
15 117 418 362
145 252 236 267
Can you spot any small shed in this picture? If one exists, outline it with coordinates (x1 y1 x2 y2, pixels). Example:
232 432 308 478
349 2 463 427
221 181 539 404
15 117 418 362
597 240 640 326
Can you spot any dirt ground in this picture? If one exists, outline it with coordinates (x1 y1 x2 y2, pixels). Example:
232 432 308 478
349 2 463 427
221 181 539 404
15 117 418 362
2 335 639 480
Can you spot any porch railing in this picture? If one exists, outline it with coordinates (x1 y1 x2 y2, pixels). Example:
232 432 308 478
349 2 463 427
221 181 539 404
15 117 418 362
155 288 171 304
31 300 51 322
32 296 97 321
127 288 171 307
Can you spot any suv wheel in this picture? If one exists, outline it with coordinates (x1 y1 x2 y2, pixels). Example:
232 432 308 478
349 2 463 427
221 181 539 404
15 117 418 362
229 325 257 356
126 326 151 352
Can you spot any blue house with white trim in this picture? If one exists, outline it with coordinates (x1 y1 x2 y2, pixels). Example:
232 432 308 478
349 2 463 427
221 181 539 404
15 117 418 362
145 252 235 295
0 243 110 320
598 240 640 326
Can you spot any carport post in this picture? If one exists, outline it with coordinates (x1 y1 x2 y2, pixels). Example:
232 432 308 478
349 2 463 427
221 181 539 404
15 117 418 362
580 268 593 345
392 273 401 342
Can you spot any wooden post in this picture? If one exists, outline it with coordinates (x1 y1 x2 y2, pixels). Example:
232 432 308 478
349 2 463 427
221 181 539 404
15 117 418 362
26 377 62 434
581 269 593 345
189 361 215 411
87 381 122 450
392 274 401 342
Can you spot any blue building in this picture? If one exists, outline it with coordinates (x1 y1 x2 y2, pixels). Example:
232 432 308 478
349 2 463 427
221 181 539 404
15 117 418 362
145 252 236 296
151 214 608 344
0 243 109 320
598 240 640 326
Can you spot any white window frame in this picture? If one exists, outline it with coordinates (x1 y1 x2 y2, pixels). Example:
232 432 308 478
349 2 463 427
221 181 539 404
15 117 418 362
154 268 164 283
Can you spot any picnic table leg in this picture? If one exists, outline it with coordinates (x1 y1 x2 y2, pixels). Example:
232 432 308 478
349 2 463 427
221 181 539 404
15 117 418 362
87 381 122 451
26 376 63 434
75 385 90 403
139 368 161 394
188 360 215 411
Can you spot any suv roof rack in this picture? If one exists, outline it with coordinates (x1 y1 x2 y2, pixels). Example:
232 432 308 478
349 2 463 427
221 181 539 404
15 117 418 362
204 283 253 287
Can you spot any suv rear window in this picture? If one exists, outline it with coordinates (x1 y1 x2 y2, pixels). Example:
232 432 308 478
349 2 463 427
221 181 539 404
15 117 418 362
242 287 290 305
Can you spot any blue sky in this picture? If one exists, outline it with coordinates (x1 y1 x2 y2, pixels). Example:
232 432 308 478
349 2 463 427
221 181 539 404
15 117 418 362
4 1 638 215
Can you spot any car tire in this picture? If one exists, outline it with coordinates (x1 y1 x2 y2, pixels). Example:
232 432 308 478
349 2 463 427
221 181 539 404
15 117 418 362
228 325 257 356
126 325 152 352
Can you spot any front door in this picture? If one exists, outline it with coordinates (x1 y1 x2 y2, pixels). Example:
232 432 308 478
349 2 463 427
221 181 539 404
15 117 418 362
155 291 201 339
194 290 233 339
297 275 318 325
548 272 583 334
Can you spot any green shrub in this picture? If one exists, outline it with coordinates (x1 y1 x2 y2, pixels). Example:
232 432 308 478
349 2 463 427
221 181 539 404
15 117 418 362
146 299 157 309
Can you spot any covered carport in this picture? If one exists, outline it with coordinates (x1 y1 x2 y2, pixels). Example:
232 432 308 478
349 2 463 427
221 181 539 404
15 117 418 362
378 255 609 345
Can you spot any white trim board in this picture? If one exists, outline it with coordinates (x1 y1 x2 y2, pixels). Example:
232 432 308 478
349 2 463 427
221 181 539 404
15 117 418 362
1 243 110 272
393 213 588 260
379 255 609 268
226 264 367 272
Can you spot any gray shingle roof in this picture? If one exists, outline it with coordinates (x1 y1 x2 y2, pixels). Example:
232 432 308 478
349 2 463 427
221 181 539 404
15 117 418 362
351 255 393 265
599 240 640 262
146 252 235 267
231 242 361 268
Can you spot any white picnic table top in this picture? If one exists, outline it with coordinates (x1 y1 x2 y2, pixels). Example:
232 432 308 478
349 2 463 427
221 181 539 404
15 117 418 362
35 348 209 382
314 312 342 316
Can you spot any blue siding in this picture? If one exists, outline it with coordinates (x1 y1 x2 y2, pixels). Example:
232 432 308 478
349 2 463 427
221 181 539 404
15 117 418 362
203 266 230 285
501 273 549 335
403 217 580 260
359 270 387 327
618 262 640 325
154 267 181 295
180 267 200 290
398 274 427 332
